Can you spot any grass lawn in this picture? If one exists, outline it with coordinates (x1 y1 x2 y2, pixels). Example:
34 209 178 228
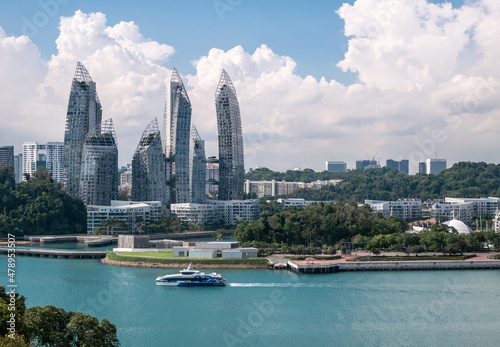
118 251 178 258
107 252 269 265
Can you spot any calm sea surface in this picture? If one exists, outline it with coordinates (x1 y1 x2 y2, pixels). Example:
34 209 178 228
2 254 499 347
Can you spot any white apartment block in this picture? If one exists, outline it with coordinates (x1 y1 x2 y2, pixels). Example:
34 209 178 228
171 199 259 225
445 197 500 221
87 200 162 234
431 202 474 224
365 199 422 221
170 203 220 225
244 179 341 198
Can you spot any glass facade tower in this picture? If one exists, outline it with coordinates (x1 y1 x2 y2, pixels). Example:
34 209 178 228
79 119 118 206
189 125 207 204
215 69 244 200
132 118 167 207
0 146 14 167
63 62 102 198
162 68 192 204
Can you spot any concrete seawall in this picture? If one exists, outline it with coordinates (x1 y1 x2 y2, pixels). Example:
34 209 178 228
0 246 107 259
288 260 500 273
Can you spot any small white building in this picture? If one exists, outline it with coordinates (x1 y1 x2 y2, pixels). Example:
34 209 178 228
222 248 258 259
189 249 217 258
173 246 193 257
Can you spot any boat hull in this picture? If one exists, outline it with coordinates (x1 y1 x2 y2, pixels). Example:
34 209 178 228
156 280 225 287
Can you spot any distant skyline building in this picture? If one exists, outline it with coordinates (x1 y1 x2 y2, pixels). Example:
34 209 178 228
162 68 191 204
0 146 14 167
132 118 167 207
426 158 447 175
419 162 426 174
386 159 409 174
356 159 380 170
63 62 102 198
206 160 219 198
216 69 244 200
79 119 118 206
45 142 64 182
14 154 22 183
189 125 206 204
325 161 347 172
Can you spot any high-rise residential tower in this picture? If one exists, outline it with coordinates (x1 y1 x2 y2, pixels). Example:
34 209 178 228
22 142 38 181
162 68 192 204
132 118 167 206
215 69 244 200
63 62 102 198
22 142 64 182
189 125 207 204
79 119 118 206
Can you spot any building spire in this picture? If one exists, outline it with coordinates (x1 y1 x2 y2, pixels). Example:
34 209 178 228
74 61 93 83
215 69 237 99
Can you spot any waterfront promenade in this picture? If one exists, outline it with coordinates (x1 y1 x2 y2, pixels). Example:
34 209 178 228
285 252 500 273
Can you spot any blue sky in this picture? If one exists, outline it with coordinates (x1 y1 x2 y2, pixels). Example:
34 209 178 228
1 0 497 173
0 0 357 84
0 0 465 85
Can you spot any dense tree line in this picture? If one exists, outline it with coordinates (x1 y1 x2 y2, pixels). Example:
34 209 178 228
352 227 500 255
234 201 408 247
0 167 86 236
0 286 119 346
245 162 500 201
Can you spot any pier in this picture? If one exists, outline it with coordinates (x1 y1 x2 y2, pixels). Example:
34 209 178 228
0 246 107 259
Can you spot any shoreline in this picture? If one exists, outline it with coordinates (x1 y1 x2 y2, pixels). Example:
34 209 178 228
101 257 271 269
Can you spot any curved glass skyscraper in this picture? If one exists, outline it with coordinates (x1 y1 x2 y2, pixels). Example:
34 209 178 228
162 68 192 204
63 62 102 198
215 70 244 200
132 118 167 206
79 119 118 206
189 125 206 204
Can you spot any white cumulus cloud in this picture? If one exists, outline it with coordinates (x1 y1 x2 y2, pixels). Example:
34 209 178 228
0 1 499 175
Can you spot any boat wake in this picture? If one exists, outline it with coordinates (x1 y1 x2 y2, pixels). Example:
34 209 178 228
228 283 340 288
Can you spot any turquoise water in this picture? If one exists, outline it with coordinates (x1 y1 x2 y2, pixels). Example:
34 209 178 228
2 255 500 347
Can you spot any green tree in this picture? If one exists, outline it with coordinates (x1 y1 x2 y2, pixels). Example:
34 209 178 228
410 245 424 256
0 167 86 237
213 228 225 241
24 306 72 346
0 286 119 347
67 312 119 347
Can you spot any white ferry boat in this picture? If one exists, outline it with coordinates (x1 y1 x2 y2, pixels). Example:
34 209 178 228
155 264 226 287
